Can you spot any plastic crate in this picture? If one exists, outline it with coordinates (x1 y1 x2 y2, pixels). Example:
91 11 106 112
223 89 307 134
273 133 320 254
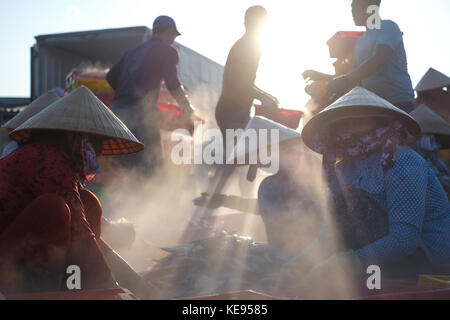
327 31 364 59
66 70 115 109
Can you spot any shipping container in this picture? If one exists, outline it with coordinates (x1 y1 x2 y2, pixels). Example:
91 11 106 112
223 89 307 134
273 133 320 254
30 26 224 118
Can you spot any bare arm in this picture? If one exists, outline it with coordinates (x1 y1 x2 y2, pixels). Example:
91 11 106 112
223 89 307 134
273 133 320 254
169 86 195 116
193 193 260 215
225 195 260 215
346 44 393 86
347 20 403 87
163 49 195 115
302 70 335 82
252 86 279 108
326 44 394 100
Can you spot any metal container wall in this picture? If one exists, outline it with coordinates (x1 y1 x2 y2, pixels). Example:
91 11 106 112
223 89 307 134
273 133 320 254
31 26 223 117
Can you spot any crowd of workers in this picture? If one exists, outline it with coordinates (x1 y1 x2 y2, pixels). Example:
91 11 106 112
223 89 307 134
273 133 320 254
0 0 449 297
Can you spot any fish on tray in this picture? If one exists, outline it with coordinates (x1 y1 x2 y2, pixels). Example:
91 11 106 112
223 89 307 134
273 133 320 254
143 231 292 299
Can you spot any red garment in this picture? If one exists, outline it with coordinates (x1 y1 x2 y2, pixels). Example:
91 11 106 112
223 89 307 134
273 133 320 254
0 140 79 232
0 140 111 289
0 194 71 292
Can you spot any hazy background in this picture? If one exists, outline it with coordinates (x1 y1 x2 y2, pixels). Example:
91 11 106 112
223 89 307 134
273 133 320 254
2 1 447 280
1 0 449 110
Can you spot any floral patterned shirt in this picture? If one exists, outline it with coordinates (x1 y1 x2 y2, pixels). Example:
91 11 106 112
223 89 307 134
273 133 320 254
0 140 110 284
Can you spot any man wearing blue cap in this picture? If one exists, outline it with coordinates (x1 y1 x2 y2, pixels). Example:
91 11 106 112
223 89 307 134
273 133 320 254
107 15 195 175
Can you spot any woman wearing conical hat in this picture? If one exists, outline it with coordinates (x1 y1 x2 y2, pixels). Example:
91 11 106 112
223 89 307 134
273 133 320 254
1 91 60 158
0 86 143 293
415 68 450 123
194 116 324 257
286 87 450 296
410 104 450 199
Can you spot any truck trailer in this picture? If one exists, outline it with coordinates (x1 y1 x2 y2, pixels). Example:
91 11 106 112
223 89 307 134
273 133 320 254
1 25 224 155
30 26 224 119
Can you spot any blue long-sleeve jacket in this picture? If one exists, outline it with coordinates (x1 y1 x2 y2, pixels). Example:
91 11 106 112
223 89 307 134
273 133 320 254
106 38 181 109
335 146 450 270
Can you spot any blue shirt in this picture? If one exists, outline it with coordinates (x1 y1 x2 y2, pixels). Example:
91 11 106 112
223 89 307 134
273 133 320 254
106 38 181 109
354 20 415 105
336 147 450 270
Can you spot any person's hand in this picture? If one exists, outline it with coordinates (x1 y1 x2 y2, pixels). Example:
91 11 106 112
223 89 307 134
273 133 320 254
325 76 351 102
193 193 227 210
260 95 279 111
272 96 280 106
305 81 328 99
303 70 328 82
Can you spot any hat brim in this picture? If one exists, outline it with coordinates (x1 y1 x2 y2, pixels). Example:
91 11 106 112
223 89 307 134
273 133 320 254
2 92 60 130
10 128 144 156
415 68 450 92
228 137 303 166
8 86 144 156
302 105 421 154
410 104 450 138
153 27 181 36
227 116 303 164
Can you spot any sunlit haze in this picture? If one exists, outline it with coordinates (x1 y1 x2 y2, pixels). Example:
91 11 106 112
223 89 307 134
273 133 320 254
1 0 449 111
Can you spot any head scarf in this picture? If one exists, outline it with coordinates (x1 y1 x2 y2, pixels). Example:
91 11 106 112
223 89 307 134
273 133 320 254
314 119 414 182
72 134 100 186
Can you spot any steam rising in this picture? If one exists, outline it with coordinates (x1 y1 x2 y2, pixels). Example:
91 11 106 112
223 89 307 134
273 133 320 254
81 81 362 299
97 119 363 299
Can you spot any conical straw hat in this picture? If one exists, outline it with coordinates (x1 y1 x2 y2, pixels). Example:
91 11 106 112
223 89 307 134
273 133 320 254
227 116 302 164
2 92 60 130
10 86 144 156
410 104 450 149
415 68 450 92
302 87 421 153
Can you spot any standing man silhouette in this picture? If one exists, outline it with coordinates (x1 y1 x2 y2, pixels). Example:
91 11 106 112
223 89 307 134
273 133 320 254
216 6 279 156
